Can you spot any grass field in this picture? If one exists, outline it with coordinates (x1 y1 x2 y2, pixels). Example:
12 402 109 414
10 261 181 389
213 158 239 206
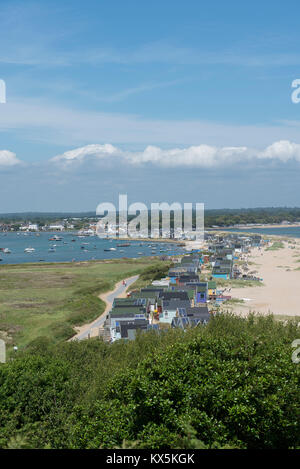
266 241 285 251
0 258 167 350
213 277 264 288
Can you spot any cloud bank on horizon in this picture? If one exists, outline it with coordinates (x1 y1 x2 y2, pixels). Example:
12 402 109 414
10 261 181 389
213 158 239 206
1 140 299 169
52 141 300 167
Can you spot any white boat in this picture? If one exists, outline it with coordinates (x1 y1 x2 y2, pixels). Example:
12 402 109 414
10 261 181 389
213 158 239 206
24 247 35 253
48 235 62 241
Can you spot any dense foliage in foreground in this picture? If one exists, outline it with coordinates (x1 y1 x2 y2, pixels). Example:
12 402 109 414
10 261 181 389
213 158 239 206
0 314 299 449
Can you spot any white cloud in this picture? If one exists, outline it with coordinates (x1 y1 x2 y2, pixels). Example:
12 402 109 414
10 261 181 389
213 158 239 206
259 140 300 162
0 150 21 167
52 144 119 162
128 145 250 167
3 140 300 172
50 140 300 169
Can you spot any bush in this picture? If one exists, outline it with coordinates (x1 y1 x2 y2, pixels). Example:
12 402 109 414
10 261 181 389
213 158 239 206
0 314 299 449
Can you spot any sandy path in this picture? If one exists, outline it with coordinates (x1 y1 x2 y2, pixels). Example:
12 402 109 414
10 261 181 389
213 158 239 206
69 275 139 341
227 240 300 316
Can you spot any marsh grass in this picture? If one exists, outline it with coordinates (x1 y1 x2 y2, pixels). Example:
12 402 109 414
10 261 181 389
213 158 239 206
266 241 285 251
0 258 164 349
216 278 264 288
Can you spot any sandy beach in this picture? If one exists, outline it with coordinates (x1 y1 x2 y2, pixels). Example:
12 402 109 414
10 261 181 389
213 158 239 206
225 238 300 317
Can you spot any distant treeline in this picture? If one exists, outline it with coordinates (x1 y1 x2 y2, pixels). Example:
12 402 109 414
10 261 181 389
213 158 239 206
1 207 300 227
204 207 300 227
0 211 96 222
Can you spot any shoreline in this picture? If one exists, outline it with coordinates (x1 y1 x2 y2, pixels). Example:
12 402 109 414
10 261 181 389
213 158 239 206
211 223 300 229
224 236 300 317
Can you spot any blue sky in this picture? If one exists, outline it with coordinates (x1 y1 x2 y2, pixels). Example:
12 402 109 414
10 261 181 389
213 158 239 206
1 0 300 211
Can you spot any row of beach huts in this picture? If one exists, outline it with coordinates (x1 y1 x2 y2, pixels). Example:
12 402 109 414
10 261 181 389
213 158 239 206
98 233 264 342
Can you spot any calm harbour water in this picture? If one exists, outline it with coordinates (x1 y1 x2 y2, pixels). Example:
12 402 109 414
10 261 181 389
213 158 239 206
0 232 186 265
223 226 300 238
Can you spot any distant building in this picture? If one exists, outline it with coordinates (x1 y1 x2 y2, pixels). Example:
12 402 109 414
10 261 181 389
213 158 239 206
28 224 38 231
49 224 65 231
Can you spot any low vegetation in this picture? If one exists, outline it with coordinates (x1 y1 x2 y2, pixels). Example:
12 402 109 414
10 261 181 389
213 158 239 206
266 241 285 251
0 314 299 449
225 298 245 305
128 262 172 291
215 278 264 288
0 258 168 351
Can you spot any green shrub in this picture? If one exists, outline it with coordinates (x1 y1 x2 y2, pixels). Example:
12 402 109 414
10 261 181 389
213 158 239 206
0 314 299 449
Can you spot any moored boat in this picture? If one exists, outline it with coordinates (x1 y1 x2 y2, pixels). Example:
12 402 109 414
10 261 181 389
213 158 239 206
24 247 35 253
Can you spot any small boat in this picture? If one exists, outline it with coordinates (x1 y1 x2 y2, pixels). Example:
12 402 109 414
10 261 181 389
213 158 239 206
24 247 35 253
48 247 56 253
2 248 11 254
117 243 130 247
49 235 62 241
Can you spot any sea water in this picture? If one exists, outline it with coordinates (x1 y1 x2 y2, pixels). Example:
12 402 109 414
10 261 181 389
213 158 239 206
0 232 185 265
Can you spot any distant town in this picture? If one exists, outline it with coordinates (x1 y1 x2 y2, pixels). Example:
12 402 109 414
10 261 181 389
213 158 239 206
1 207 300 237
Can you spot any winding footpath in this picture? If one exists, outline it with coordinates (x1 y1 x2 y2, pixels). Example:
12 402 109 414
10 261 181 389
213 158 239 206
69 275 139 341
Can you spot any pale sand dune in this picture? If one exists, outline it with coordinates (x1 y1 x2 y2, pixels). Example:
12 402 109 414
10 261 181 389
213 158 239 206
227 240 300 316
